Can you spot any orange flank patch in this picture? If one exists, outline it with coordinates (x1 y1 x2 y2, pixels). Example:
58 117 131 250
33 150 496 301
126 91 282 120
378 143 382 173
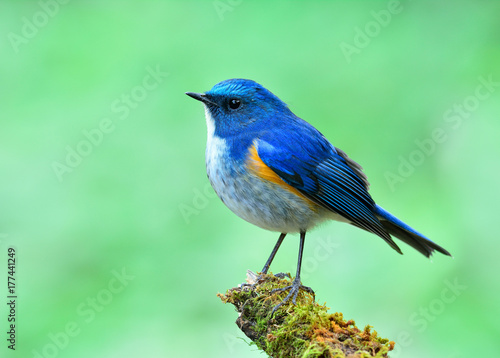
246 143 318 210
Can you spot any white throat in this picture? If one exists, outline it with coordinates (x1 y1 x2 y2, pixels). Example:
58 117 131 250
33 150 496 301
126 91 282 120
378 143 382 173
204 105 216 141
204 105 227 173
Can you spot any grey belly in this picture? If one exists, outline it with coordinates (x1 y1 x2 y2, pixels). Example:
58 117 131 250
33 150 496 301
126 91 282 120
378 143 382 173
207 164 328 233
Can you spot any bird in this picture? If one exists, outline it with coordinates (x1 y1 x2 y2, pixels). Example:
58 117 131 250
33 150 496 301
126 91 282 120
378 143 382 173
186 79 451 313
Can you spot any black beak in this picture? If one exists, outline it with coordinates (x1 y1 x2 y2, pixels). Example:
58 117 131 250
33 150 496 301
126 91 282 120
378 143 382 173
185 92 217 106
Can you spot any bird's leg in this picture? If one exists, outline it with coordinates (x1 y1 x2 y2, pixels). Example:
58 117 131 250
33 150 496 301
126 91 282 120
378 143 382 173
260 233 286 275
271 231 314 316
240 233 287 289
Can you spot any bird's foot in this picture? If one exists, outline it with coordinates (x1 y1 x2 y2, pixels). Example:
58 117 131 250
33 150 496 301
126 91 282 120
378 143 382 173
270 277 314 316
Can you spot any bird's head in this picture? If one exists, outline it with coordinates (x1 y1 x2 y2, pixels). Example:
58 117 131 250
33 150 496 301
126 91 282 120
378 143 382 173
186 79 293 138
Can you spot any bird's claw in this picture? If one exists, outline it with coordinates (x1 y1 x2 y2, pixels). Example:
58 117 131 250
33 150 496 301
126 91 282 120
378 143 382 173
270 278 314 316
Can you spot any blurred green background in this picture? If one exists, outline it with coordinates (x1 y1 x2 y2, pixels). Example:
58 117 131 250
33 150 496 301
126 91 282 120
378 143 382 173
1 1 499 357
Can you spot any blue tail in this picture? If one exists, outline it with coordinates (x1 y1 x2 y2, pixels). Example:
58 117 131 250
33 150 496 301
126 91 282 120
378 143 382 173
375 205 451 258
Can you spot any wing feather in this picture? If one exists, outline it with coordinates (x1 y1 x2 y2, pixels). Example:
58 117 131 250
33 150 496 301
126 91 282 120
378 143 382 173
255 137 400 251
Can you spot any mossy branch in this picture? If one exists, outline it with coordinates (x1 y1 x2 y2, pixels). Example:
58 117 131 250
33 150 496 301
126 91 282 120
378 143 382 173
218 271 394 358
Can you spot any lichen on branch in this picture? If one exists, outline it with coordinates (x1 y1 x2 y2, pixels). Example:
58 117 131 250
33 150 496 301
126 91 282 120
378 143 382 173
218 271 394 358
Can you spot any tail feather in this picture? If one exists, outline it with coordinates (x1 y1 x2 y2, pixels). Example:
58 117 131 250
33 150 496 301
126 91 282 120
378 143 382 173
375 205 451 258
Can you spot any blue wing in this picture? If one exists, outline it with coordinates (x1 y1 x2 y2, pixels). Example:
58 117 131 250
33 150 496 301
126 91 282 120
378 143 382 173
255 126 401 253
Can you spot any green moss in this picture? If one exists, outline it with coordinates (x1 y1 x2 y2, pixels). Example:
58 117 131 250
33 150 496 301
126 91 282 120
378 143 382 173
218 272 394 358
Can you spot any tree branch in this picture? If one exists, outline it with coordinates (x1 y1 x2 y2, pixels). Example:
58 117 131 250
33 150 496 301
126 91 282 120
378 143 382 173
218 271 394 358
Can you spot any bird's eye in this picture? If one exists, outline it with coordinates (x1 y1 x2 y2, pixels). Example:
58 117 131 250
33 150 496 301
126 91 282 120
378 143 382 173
228 98 241 110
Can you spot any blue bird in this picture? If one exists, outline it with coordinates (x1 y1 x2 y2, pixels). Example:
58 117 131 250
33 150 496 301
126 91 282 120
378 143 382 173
186 79 451 312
